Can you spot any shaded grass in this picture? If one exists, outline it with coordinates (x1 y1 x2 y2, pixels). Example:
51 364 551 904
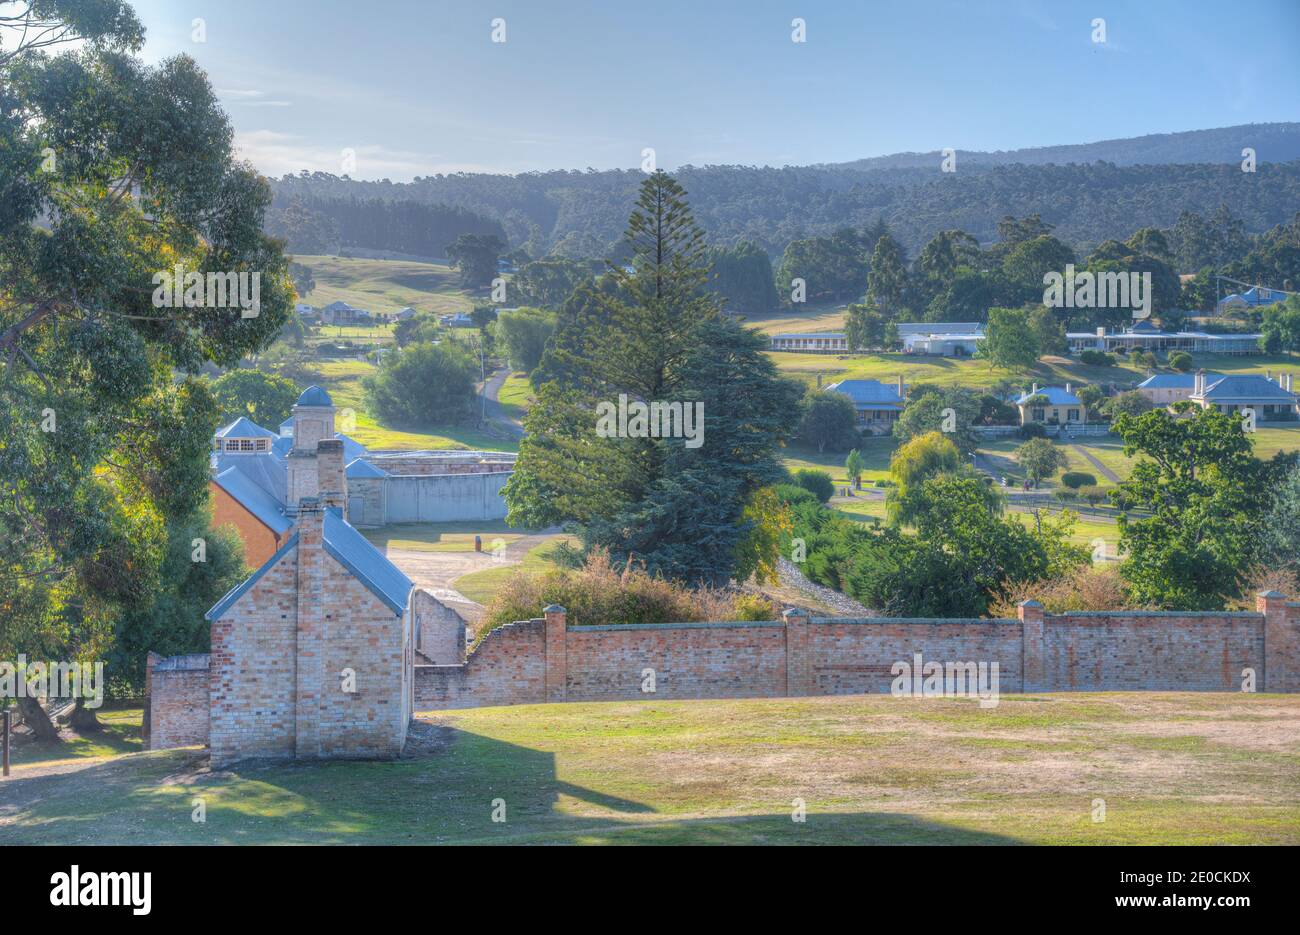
4 693 1297 845
294 255 475 317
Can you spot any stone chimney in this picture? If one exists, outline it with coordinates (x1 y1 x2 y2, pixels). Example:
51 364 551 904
317 439 346 510
1194 369 1206 397
1288 374 1294 392
1032 382 1040 394
896 374 904 396
1065 382 1072 395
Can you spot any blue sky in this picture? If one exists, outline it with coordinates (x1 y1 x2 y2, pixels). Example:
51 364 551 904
128 0 1300 180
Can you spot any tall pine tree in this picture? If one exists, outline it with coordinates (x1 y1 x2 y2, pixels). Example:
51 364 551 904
505 172 800 584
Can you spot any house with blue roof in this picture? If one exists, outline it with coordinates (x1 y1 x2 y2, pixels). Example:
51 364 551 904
1136 371 1223 405
1015 383 1087 426
824 377 906 434
1189 370 1298 419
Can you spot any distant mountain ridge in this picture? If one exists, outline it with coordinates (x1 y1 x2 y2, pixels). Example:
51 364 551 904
831 123 1300 171
270 123 1300 259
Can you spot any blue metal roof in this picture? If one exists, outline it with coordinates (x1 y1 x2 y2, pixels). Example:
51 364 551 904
1137 372 1222 389
335 433 369 461
1016 386 1082 406
213 450 287 502
206 532 299 621
1198 374 1297 401
824 379 903 407
323 508 413 615
205 509 414 621
215 416 278 439
212 466 293 535
296 385 333 407
346 458 388 479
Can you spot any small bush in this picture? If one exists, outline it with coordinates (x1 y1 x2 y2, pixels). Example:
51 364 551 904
773 483 818 506
1061 471 1097 489
1079 349 1115 367
1019 422 1048 439
793 468 835 503
989 564 1141 617
873 479 895 488
1168 351 1193 372
1077 485 1109 506
1053 488 1078 502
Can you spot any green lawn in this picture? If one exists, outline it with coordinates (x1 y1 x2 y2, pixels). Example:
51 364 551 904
363 520 527 553
294 254 477 318
452 536 577 605
781 437 896 485
497 372 533 419
300 359 517 452
5 693 1297 844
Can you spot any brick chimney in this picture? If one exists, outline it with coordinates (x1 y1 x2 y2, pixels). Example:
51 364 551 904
317 439 346 510
294 497 325 758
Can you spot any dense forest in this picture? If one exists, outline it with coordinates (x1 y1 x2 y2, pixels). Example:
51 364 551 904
264 193 507 258
268 124 1300 261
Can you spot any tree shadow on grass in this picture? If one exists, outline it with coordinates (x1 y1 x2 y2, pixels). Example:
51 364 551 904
0 722 1022 845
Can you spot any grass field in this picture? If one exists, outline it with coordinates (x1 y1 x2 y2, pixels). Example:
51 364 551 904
363 520 525 553
5 693 1297 845
301 359 517 452
294 255 478 318
452 536 577 605
497 372 534 419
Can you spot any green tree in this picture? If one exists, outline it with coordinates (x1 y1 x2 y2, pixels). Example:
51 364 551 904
706 240 778 314
1168 351 1194 372
1015 438 1066 484
511 257 590 309
843 303 886 351
794 469 835 503
506 171 799 584
866 233 910 315
845 448 864 489
495 306 555 374
1110 407 1293 609
981 307 1040 371
362 342 478 427
446 233 505 288
211 369 299 428
799 389 859 453
893 385 981 453
1 3 293 736
1102 390 1153 420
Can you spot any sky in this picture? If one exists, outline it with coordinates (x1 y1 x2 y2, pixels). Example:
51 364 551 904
125 0 1300 181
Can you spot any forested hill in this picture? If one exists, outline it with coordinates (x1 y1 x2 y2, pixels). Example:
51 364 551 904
268 123 1300 259
832 122 1300 171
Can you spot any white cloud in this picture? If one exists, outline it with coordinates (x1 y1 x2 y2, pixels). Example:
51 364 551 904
232 130 505 180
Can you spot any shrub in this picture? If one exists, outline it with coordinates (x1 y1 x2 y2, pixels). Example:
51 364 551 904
1168 351 1193 372
1019 422 1048 439
989 564 1139 617
793 468 835 503
362 341 478 427
1078 485 1109 506
1061 471 1097 489
478 550 779 639
1053 488 1078 502
1079 349 1114 367
773 483 818 506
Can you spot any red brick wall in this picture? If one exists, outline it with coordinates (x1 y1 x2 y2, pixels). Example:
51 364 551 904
210 481 283 568
1042 612 1262 691
414 601 1300 711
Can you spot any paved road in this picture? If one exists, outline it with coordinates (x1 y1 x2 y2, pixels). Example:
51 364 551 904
481 367 524 439
1070 443 1121 484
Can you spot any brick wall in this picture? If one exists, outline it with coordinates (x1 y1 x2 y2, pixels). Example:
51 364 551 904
145 654 210 750
414 594 1300 710
209 481 283 567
